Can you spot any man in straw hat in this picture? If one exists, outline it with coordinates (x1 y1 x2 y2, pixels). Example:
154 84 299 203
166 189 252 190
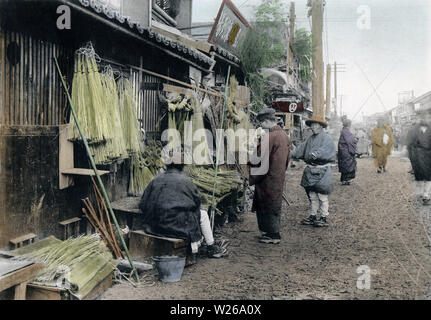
292 114 336 228
249 107 291 244
137 146 228 261
406 108 431 205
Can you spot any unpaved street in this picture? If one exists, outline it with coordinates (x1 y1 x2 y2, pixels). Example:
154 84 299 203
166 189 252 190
102 156 431 300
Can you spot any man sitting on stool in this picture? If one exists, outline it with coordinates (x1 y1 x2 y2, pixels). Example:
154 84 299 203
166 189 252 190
137 147 228 260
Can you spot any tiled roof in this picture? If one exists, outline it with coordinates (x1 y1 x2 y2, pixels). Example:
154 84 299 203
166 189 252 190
77 0 214 66
214 45 241 64
191 23 240 64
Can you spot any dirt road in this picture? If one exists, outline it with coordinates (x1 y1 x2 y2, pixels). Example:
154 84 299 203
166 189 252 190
101 157 431 300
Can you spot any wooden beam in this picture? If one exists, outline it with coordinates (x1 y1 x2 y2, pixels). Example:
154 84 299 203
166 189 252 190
14 282 27 300
61 168 110 176
130 65 222 98
163 83 194 97
152 25 212 54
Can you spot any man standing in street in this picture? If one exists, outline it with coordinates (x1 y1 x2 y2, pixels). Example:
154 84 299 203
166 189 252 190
249 107 291 244
371 118 394 173
292 114 336 228
338 118 357 185
407 109 431 205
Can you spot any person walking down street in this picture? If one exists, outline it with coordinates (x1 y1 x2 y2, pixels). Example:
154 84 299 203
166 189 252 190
406 108 431 205
371 118 394 173
338 118 357 185
249 107 291 244
292 114 336 228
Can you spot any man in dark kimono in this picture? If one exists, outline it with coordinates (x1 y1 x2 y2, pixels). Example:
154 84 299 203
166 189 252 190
338 118 357 185
138 156 228 258
249 107 291 244
407 108 431 205
292 114 336 228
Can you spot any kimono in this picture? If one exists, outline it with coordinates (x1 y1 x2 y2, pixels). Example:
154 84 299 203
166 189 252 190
371 125 394 169
138 169 202 242
249 126 291 234
407 124 431 181
292 131 336 195
338 127 357 182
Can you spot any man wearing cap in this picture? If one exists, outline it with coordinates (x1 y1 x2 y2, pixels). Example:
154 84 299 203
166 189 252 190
407 108 431 205
338 118 357 185
291 114 336 227
249 107 291 244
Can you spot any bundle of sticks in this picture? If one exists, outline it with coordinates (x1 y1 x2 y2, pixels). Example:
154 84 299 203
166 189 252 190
81 177 123 259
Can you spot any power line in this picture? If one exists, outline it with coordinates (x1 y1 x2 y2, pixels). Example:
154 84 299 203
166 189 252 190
352 64 397 120
238 0 251 8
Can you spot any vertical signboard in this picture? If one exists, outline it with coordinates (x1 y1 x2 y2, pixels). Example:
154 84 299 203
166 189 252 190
208 0 250 55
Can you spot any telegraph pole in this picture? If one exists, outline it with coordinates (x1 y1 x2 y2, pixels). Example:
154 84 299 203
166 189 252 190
325 64 331 119
334 61 338 116
285 1 296 129
311 0 324 117
287 2 296 88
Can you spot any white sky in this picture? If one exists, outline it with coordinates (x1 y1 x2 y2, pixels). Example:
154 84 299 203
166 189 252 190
192 0 431 120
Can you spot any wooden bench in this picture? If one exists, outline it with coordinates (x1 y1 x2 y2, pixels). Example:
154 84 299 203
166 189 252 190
9 233 37 250
0 257 45 300
59 217 81 240
129 230 191 263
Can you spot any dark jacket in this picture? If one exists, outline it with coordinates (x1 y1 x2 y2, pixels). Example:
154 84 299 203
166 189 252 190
292 131 336 194
338 127 357 174
250 126 291 216
407 124 431 181
138 169 202 242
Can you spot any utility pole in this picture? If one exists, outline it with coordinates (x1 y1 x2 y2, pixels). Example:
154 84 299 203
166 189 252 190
311 0 324 117
285 1 296 129
325 64 331 120
334 61 338 116
287 2 295 88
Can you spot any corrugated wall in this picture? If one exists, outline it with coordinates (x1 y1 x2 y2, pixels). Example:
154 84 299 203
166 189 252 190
131 70 161 134
1 29 69 126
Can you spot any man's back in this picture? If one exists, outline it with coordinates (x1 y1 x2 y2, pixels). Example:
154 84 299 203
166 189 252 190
138 169 202 242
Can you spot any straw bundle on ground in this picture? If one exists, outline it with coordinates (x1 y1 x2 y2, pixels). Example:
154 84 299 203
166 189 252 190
10 236 115 299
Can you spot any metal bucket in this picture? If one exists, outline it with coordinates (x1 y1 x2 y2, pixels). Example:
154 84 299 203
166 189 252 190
152 256 185 283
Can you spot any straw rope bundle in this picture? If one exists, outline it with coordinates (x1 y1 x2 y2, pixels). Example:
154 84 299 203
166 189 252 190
11 236 115 295
167 95 192 149
128 154 155 196
69 45 106 144
118 78 143 155
185 166 242 205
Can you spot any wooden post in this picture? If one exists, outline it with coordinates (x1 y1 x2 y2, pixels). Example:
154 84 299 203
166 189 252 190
311 0 324 117
334 61 338 116
326 64 331 119
287 2 295 88
285 1 296 129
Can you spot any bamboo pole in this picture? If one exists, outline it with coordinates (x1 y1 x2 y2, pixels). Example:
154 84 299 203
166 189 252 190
54 57 140 283
210 66 231 231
